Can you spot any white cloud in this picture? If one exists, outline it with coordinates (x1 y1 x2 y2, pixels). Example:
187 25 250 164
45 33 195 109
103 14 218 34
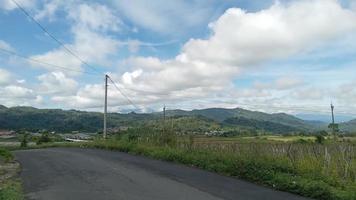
51 84 104 109
0 40 14 51
30 2 121 75
16 79 26 84
181 0 356 67
105 0 356 110
34 0 63 21
0 0 36 10
0 85 35 98
275 77 303 90
4 0 356 115
68 3 122 32
254 76 303 91
37 71 78 95
293 87 326 100
0 68 11 85
112 0 217 34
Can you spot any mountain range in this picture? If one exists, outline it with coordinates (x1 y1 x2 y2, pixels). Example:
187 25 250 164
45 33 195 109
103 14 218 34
0 105 355 134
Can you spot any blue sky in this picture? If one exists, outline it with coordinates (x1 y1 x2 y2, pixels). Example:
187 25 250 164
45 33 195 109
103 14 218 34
0 0 356 121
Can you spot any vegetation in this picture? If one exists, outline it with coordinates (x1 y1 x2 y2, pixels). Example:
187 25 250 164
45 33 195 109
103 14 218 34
223 117 301 133
95 135 356 199
0 148 13 163
1 105 348 134
20 133 29 148
0 180 23 200
26 132 356 200
0 148 23 200
2 105 356 199
36 132 52 145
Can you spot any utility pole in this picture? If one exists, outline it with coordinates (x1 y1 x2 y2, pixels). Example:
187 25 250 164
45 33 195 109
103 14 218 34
331 103 335 124
329 102 339 138
163 105 166 134
103 74 108 139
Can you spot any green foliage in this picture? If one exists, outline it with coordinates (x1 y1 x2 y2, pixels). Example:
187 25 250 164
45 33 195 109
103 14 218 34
0 106 154 132
0 105 330 134
19 133 29 148
28 136 356 200
315 135 325 144
0 180 23 200
328 123 340 137
79 138 356 200
36 132 52 145
223 117 301 134
0 148 13 163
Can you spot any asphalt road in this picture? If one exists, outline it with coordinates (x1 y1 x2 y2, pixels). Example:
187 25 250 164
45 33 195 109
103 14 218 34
15 148 310 200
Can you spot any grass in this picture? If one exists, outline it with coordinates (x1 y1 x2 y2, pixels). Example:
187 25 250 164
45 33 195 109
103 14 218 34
193 135 317 143
0 148 23 200
25 135 356 200
0 148 14 163
10 134 356 200
0 180 23 200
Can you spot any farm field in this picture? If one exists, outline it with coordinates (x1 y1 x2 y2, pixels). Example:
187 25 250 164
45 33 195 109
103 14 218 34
193 135 318 143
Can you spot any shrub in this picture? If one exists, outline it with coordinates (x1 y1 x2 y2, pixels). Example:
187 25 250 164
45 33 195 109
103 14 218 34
36 132 52 145
315 135 325 144
20 133 29 148
0 148 13 163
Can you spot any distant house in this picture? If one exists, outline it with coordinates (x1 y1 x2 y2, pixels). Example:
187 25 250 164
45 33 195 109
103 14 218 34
204 130 225 136
0 130 16 138
29 132 41 137
108 126 129 134
62 133 93 141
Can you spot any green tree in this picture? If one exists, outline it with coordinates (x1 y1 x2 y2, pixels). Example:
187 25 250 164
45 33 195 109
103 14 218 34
315 135 325 144
36 132 51 145
20 133 29 148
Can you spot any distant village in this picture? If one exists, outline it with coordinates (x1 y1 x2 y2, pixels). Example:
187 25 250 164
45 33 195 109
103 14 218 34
0 126 129 142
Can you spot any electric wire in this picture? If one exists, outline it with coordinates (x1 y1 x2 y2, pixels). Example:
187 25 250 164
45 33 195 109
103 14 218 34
0 47 101 76
107 76 140 110
11 0 103 75
7 0 356 116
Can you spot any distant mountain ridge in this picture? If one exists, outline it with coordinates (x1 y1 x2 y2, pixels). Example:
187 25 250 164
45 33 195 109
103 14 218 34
340 119 356 132
0 105 354 133
164 107 317 131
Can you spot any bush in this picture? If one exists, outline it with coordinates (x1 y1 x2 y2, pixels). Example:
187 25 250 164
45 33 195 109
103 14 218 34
0 180 23 200
36 132 52 145
0 148 13 163
20 133 29 148
315 135 325 144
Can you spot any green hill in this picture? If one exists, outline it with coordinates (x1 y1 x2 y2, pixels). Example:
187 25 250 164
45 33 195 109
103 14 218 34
0 105 328 134
0 106 153 132
340 119 356 133
165 107 314 131
223 117 301 134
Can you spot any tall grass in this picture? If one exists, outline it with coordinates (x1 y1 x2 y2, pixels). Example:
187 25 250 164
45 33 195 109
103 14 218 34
0 148 23 200
83 133 356 200
25 132 356 200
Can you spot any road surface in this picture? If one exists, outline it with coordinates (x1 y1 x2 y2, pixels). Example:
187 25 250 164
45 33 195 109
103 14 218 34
15 148 310 200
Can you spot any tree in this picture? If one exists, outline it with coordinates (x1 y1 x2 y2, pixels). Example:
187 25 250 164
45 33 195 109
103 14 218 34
36 132 51 145
20 133 29 148
315 135 325 144
328 123 339 138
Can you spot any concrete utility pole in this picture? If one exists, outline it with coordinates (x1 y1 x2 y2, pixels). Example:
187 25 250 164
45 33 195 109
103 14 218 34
163 105 166 124
331 103 335 124
329 102 339 138
163 105 166 134
103 74 108 139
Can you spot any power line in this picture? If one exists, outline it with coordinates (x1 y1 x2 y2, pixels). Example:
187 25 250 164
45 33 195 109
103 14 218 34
0 47 100 76
107 76 140 110
11 0 102 75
